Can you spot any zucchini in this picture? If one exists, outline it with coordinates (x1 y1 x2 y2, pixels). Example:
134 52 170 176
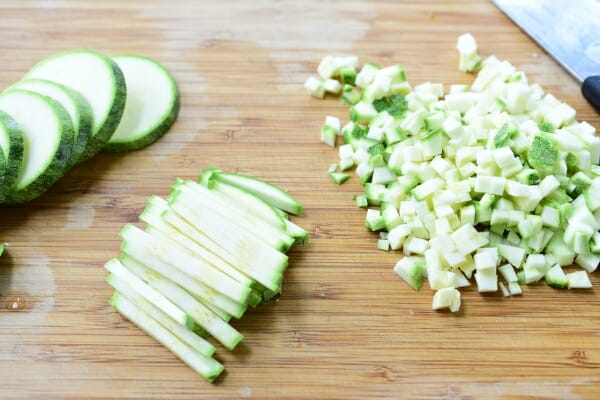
104 55 179 152
119 224 252 305
119 253 233 323
176 180 294 251
0 110 23 200
207 171 303 215
118 251 244 351
283 218 309 245
160 206 283 292
25 49 126 160
109 292 224 382
141 196 255 288
144 227 248 319
0 90 73 203
104 258 195 331
101 170 306 381
168 194 289 277
202 179 286 230
10 78 93 166
108 284 216 358
309 37 600 312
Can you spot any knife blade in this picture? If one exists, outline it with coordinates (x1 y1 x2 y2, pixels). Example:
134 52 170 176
492 0 600 113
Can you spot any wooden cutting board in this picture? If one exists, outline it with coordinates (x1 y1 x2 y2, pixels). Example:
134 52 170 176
1 1 599 398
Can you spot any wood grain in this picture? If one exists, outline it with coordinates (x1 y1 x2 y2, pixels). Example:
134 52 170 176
0 1 599 399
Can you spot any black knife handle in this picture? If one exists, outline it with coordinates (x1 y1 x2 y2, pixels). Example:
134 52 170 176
582 76 600 113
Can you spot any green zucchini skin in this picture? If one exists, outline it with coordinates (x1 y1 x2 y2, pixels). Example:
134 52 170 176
68 87 94 165
0 110 24 202
102 93 179 152
0 90 74 204
103 55 180 152
87 57 127 158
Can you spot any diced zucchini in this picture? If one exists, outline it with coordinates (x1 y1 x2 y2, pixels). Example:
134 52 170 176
393 256 426 290
329 171 350 185
567 270 592 289
309 40 600 312
432 287 461 312
544 264 568 288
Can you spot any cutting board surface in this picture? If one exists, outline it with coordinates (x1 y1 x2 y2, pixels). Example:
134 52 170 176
1 1 599 399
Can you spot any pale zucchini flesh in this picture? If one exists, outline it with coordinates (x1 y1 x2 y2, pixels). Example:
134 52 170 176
140 195 254 287
161 207 284 292
208 171 303 215
109 292 224 382
203 178 286 230
25 49 127 160
284 218 310 245
105 55 179 152
119 253 234 322
119 224 252 305
142 227 249 319
0 89 73 203
109 286 215 357
104 258 194 330
168 196 289 277
10 78 93 166
118 253 243 350
102 169 305 381
174 181 294 252
310 39 600 311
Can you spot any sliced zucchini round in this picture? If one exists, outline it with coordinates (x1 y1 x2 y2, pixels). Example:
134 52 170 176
10 78 93 166
0 110 24 201
0 90 74 204
25 49 126 160
104 55 179 152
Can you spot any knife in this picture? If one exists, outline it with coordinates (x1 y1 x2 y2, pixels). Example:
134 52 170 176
492 0 600 113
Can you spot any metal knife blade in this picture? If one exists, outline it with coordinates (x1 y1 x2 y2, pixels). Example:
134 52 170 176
492 0 600 83
492 0 600 112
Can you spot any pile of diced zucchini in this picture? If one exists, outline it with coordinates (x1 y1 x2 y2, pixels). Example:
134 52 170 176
306 34 599 312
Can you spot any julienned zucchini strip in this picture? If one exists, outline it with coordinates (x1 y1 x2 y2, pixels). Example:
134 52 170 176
105 169 307 382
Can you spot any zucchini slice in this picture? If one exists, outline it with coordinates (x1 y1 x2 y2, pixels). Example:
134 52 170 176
25 49 126 160
10 78 93 166
104 54 179 152
0 90 74 203
0 110 24 200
